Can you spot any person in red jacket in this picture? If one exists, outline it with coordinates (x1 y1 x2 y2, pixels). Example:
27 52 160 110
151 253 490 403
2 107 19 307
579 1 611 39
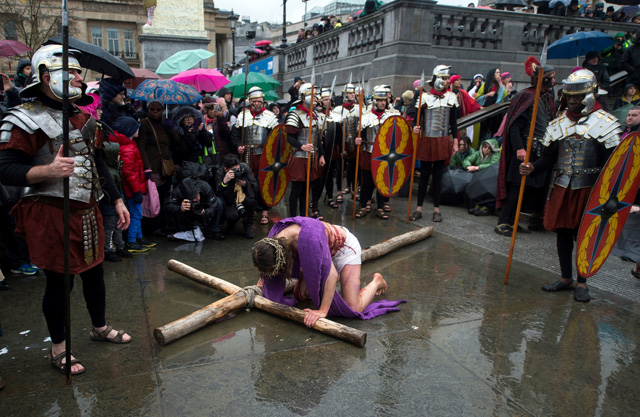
113 117 156 252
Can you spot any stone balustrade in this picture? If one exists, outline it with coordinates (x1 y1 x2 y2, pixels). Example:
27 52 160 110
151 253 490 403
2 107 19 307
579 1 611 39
258 0 638 98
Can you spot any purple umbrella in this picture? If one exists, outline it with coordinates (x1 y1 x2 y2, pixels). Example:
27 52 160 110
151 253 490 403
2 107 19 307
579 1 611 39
170 68 230 92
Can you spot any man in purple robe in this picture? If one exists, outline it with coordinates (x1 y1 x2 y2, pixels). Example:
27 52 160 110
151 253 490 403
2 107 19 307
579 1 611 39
252 216 405 327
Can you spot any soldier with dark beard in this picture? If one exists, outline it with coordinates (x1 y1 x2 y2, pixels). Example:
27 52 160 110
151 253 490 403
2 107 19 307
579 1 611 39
495 57 556 237
520 69 622 302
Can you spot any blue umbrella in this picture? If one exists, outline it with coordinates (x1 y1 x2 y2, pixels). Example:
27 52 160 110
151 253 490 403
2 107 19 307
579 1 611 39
548 31 615 64
131 79 202 105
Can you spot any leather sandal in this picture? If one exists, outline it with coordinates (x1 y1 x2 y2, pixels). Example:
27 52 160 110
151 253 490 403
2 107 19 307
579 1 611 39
383 203 391 212
355 208 367 218
260 215 269 225
49 349 85 375
365 204 372 213
494 224 512 237
541 279 574 292
311 210 324 221
632 263 640 280
376 208 389 220
327 199 339 208
410 211 422 221
432 212 442 222
90 325 131 344
336 193 343 204
574 286 591 303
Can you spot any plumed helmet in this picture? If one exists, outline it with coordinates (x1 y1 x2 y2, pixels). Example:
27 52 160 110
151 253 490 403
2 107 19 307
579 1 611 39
562 69 606 115
430 65 451 90
21 44 83 100
371 85 387 100
247 86 264 100
298 82 315 106
343 83 356 95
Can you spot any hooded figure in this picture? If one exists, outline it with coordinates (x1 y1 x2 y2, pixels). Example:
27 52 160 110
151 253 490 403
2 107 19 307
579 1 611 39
170 106 211 167
614 84 640 110
13 59 31 90
99 78 133 129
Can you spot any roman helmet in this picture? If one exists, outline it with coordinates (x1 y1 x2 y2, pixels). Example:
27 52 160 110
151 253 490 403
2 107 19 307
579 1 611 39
524 56 555 89
298 82 315 107
343 83 356 95
430 65 451 91
371 86 389 108
562 69 606 115
20 44 83 100
247 86 265 100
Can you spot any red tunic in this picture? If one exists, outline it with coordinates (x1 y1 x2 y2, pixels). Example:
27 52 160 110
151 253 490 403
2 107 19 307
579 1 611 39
0 112 105 274
416 135 452 162
543 185 592 231
360 151 372 171
289 155 322 182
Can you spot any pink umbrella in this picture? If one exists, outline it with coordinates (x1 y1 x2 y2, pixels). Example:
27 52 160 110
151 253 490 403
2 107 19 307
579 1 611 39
252 48 266 54
170 68 230 92
0 40 31 57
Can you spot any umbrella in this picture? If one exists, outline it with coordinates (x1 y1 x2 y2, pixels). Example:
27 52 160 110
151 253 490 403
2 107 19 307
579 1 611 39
439 167 473 206
495 0 527 7
124 68 161 89
155 49 215 75
0 40 30 58
131 79 202 105
170 68 230 92
224 72 280 98
252 48 266 54
349 9 363 19
548 31 614 65
618 5 639 20
609 0 639 4
464 162 499 206
610 103 634 123
263 89 280 101
254 40 272 47
44 35 134 80
549 0 570 7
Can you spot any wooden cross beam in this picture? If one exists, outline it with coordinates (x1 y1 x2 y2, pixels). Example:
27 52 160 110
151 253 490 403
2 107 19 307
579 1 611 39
155 226 434 347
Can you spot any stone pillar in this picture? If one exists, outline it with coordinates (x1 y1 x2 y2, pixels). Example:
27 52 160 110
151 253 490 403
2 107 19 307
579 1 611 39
139 0 211 72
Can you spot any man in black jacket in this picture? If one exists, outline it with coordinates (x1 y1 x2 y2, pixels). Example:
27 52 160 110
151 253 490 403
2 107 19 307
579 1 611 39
622 29 640 89
215 154 258 239
12 58 31 90
164 178 224 241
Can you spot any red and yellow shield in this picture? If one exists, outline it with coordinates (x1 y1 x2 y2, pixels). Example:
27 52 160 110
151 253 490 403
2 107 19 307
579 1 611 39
371 115 413 197
576 132 640 277
259 124 291 207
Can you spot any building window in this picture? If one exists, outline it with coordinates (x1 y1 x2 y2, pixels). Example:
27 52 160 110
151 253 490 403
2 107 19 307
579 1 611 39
91 27 103 47
4 21 17 41
123 30 135 59
107 28 120 55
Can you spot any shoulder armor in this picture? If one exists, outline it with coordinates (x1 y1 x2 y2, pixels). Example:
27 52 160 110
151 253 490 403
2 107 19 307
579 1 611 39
542 110 622 149
285 110 303 128
236 109 254 127
386 108 401 116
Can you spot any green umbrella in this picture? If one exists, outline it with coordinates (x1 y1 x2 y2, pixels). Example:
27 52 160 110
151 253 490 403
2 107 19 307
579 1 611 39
610 103 633 123
263 88 280 101
223 72 280 98
156 49 215 75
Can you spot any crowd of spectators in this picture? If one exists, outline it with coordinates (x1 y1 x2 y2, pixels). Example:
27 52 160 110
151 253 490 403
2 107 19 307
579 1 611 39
469 0 640 22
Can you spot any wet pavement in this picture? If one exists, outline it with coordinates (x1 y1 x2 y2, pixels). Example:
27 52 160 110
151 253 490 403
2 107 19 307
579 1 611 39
1 195 640 416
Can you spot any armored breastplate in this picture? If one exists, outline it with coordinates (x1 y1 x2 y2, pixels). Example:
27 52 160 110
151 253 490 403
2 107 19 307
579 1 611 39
0 102 101 203
525 98 552 158
554 135 606 190
543 109 623 189
343 114 359 155
238 110 278 155
418 92 458 138
287 109 320 159
362 112 383 153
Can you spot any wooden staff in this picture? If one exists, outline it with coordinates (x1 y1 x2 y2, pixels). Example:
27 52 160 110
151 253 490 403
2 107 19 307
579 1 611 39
156 227 433 346
305 85 315 217
504 64 546 284
161 261 367 347
406 84 424 223
352 89 365 219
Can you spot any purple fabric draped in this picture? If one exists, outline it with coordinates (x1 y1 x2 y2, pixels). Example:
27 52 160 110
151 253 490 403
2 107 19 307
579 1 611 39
260 216 406 320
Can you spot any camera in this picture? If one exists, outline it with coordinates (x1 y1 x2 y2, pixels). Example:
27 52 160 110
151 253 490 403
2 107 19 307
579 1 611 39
236 202 246 217
232 166 246 181
191 200 203 213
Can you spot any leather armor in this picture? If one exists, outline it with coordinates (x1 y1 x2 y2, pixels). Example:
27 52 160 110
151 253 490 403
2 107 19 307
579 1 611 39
416 92 458 138
236 109 278 156
361 109 401 153
286 109 323 159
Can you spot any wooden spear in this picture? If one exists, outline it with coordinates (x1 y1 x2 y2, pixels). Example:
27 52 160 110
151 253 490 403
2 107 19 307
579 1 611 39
406 71 425 223
351 88 365 219
504 44 548 285
304 68 316 217
155 226 433 346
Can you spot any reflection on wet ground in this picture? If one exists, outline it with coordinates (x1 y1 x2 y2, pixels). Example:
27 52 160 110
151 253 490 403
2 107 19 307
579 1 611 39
1 205 640 416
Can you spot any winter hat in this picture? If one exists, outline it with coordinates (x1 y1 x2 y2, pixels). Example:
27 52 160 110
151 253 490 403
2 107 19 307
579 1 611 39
501 72 511 80
218 87 232 98
114 117 140 138
294 76 303 83
99 78 126 103
571 66 583 73
473 74 483 80
585 51 600 62
413 79 421 89
16 58 31 75
401 90 413 100
450 74 461 83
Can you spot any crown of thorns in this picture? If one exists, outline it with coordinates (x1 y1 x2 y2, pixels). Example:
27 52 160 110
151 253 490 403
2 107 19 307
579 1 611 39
254 237 287 277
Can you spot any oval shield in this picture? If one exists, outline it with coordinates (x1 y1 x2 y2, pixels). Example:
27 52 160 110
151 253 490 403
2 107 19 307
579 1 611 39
259 124 291 207
371 115 413 197
576 132 640 278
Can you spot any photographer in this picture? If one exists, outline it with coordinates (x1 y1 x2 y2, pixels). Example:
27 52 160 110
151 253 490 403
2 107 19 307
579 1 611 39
215 154 258 239
164 178 224 241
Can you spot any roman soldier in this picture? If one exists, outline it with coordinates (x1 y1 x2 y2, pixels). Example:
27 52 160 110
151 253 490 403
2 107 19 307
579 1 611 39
0 45 131 375
331 83 360 203
355 86 400 220
232 86 279 225
318 88 341 208
495 57 556 236
411 65 459 222
284 83 326 219
520 69 622 302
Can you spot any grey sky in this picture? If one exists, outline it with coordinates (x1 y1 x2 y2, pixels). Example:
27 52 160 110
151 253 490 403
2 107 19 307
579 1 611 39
214 0 474 24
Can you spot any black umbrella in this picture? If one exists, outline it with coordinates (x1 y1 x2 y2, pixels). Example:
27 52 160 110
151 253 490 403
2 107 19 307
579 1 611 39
464 162 499 206
495 0 527 7
609 0 640 5
439 167 473 206
44 35 134 80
